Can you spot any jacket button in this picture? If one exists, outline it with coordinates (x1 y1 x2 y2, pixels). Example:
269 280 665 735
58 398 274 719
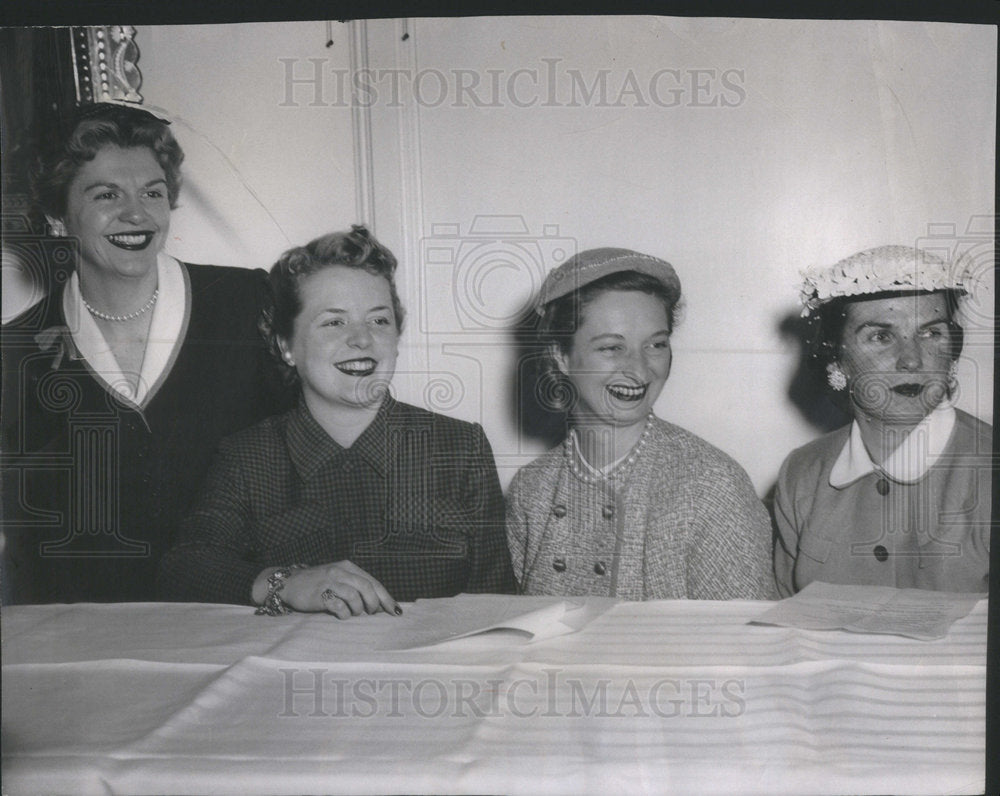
552 558 566 572
552 505 567 518
593 561 607 576
873 545 889 562
602 505 614 519
876 479 889 496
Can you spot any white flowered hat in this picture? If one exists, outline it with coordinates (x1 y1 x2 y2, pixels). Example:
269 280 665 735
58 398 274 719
799 245 976 317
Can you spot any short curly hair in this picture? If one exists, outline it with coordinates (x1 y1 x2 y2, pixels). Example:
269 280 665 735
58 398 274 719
33 103 184 220
261 225 406 386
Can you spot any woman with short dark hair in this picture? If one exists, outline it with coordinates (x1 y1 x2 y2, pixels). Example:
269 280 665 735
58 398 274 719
33 102 185 220
2 102 289 603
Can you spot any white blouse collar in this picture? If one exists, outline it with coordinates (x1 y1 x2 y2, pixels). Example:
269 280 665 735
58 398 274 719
829 402 957 488
63 253 188 407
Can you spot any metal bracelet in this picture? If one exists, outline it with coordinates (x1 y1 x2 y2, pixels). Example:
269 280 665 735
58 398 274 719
254 564 307 616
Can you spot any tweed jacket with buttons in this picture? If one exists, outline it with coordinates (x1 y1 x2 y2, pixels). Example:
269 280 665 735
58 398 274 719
158 397 516 604
506 416 775 600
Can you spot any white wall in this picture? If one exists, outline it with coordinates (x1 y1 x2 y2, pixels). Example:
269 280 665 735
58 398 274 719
7 17 993 496
139 21 359 270
359 17 995 493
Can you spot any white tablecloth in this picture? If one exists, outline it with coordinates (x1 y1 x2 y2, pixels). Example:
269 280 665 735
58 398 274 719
2 595 987 795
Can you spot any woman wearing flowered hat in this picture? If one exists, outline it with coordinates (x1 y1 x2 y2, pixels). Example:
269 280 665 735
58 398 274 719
773 245 991 596
506 248 774 600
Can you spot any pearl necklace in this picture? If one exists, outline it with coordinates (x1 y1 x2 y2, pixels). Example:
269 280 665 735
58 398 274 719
565 413 655 484
83 288 159 322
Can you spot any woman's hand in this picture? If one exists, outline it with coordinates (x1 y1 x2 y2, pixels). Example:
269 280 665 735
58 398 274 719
252 561 400 618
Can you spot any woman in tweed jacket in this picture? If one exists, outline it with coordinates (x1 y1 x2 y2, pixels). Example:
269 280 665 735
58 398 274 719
160 227 515 616
507 248 774 600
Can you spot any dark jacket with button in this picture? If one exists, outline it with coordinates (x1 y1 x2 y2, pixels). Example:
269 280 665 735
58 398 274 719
158 398 516 604
1 263 291 603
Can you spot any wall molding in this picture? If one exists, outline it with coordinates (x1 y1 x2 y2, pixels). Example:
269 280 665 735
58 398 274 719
348 19 376 230
392 17 425 312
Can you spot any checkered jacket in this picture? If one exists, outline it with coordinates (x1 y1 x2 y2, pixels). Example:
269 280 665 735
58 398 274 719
159 397 515 603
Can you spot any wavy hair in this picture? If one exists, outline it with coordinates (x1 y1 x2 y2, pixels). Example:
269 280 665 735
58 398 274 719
260 225 405 387
34 103 184 220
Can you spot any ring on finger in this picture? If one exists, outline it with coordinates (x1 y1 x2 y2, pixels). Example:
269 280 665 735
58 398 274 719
321 588 337 603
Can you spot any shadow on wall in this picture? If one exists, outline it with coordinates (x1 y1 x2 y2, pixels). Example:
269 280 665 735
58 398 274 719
759 309 852 519
778 310 851 436
509 305 568 452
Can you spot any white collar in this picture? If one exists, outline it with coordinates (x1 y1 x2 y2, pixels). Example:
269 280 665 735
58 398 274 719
63 253 188 407
829 402 957 488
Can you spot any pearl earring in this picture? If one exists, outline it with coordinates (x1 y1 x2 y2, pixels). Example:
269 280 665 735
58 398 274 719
826 362 847 391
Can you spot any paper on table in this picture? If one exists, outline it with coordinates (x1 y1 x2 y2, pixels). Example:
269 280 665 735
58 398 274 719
383 594 618 650
750 581 982 640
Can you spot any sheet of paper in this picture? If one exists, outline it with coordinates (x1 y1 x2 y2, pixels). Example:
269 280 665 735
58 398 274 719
382 594 618 650
750 581 982 640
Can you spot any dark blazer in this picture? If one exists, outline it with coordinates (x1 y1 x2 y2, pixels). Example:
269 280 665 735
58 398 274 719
158 398 516 604
1 262 292 603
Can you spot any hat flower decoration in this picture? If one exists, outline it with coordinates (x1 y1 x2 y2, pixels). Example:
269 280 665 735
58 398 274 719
798 244 978 317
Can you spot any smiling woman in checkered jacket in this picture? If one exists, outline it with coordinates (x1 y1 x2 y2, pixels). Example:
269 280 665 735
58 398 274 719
158 226 515 616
